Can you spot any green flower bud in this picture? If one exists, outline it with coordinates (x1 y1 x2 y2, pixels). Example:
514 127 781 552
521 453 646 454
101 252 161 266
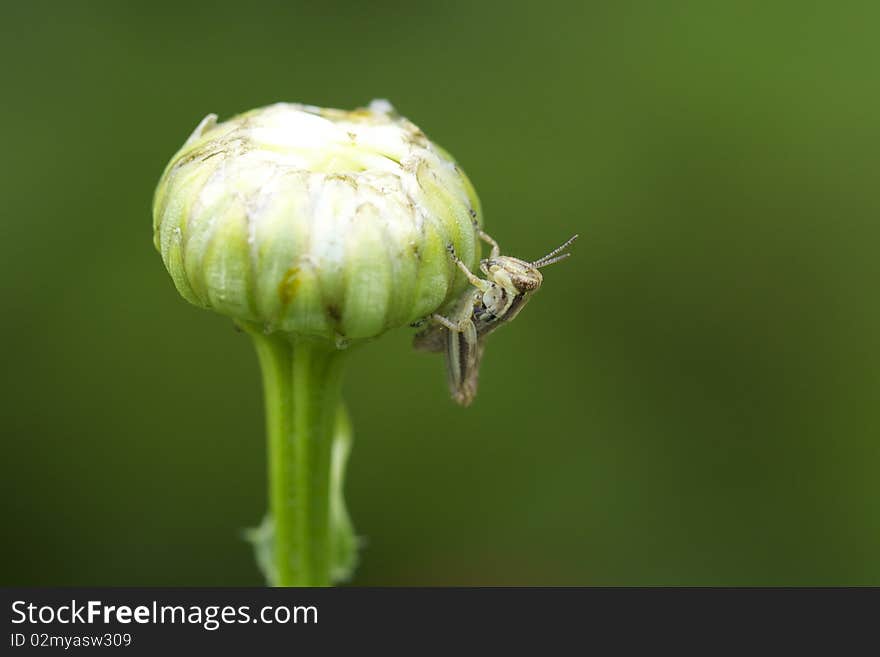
152 100 482 341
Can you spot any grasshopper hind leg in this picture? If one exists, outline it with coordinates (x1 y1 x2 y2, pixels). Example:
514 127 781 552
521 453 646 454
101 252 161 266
444 316 481 407
413 283 487 406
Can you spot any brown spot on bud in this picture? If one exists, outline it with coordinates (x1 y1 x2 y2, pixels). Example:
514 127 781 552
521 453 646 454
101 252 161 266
278 267 301 306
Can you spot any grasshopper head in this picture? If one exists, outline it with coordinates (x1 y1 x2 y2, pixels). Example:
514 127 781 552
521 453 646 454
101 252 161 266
480 233 578 295
480 258 543 324
477 234 578 323
475 258 542 328
482 257 544 294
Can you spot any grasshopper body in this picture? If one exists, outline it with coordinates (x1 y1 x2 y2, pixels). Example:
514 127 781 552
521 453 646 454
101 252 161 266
414 230 577 406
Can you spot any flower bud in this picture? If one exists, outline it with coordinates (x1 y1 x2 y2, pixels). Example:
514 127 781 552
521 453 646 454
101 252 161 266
153 100 482 342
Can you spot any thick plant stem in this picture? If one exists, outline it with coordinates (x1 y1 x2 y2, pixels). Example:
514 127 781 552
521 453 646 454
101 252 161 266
248 330 351 586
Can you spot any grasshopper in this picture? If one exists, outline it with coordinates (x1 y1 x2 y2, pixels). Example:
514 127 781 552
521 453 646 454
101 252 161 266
414 229 578 406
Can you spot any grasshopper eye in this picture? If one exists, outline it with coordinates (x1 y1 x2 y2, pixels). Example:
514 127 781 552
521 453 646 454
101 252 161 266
515 270 542 292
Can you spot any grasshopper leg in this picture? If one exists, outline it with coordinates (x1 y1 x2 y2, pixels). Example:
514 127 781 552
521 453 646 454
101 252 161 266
446 243 490 291
430 313 465 332
467 214 501 260
436 314 479 406
476 228 501 260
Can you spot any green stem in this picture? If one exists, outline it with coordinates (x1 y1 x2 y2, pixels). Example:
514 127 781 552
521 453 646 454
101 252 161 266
247 330 353 586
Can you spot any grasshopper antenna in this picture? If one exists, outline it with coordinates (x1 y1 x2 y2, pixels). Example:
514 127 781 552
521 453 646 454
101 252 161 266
532 234 578 269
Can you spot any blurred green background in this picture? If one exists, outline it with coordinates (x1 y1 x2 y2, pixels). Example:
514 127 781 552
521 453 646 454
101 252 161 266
2 0 879 585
